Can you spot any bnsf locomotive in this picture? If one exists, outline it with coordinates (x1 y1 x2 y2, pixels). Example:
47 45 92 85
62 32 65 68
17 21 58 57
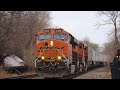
35 28 103 77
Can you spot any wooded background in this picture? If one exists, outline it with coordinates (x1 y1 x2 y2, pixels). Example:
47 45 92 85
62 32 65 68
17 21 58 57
0 11 51 69
96 11 120 62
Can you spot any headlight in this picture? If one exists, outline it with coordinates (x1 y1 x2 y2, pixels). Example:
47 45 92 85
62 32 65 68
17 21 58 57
116 56 118 58
58 56 61 60
50 41 53 46
41 56 45 60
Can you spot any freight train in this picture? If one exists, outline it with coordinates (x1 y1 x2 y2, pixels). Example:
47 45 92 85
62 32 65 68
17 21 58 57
35 28 104 77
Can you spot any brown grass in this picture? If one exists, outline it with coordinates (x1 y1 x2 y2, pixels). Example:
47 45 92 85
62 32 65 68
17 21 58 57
0 66 18 78
0 66 36 78
104 62 111 72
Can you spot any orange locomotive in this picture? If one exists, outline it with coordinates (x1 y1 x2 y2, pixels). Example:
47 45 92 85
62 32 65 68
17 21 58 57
35 28 88 76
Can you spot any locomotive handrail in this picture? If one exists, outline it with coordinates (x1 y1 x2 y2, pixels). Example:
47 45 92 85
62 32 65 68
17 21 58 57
57 49 69 61
50 62 57 67
43 62 51 67
35 48 46 61
43 61 57 67
35 48 47 68
57 49 69 68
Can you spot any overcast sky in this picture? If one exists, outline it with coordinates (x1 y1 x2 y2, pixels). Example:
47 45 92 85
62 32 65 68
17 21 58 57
51 11 111 47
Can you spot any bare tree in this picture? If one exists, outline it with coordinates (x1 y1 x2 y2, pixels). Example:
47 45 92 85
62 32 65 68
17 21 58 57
97 11 120 51
103 41 115 61
0 11 51 68
83 36 90 46
83 36 99 51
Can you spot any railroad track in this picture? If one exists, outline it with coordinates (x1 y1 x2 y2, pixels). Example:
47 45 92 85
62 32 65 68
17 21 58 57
1 65 103 79
61 65 103 79
0 73 39 79
44 65 103 79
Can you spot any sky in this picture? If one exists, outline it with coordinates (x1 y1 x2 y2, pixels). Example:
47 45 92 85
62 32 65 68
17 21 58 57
51 11 111 47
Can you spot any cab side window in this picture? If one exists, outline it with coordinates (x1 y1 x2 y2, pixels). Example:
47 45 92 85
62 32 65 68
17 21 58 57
69 34 74 44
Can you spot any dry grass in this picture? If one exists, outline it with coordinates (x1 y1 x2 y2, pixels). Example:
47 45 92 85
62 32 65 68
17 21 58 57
0 66 36 78
0 66 18 78
102 62 111 72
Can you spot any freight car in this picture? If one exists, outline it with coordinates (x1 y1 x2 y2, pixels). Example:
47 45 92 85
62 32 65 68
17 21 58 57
3 54 28 73
88 47 105 68
35 28 104 77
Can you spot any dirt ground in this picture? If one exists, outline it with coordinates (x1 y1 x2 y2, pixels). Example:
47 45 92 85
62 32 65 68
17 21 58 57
0 66 36 78
0 66 112 79
74 67 111 79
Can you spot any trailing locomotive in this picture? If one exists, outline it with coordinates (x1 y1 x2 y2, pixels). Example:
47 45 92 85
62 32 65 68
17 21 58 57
35 28 103 77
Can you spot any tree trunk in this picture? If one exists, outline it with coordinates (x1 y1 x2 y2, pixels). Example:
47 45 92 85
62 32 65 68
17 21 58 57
114 21 119 50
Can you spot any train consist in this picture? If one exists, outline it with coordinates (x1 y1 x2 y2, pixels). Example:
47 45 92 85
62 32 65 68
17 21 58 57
35 28 104 77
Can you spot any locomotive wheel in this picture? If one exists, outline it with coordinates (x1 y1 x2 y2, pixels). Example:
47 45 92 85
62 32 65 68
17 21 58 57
84 64 88 71
79 64 84 72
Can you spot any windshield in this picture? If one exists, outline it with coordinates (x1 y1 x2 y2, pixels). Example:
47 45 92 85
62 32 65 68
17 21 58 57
54 33 67 41
38 34 52 42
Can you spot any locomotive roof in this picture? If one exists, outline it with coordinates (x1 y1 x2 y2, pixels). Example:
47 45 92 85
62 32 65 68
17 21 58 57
37 28 88 46
37 28 69 35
